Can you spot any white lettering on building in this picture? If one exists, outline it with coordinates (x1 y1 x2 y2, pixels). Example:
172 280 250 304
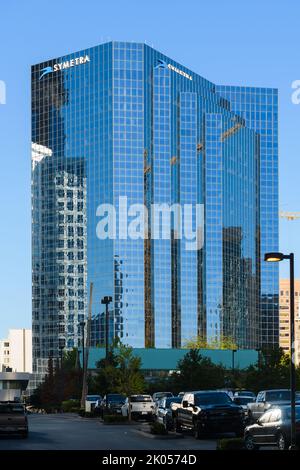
53 55 90 72
167 64 192 81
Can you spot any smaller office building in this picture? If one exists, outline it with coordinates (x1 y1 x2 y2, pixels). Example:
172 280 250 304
0 329 32 373
83 348 258 378
0 371 31 401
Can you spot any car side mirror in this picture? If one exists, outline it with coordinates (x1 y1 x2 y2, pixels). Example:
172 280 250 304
182 400 188 408
257 419 262 426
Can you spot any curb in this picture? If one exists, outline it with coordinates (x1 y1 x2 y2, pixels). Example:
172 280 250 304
134 429 184 440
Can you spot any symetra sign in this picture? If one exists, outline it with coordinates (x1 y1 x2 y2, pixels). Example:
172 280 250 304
155 59 192 81
39 55 90 80
53 55 90 71
167 63 192 81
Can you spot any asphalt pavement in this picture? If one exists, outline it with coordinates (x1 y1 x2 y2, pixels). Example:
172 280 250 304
0 413 217 450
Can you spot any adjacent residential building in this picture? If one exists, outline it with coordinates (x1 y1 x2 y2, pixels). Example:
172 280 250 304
31 41 279 384
279 279 300 365
0 329 32 373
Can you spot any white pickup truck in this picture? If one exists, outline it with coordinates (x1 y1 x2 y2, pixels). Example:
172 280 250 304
121 395 155 420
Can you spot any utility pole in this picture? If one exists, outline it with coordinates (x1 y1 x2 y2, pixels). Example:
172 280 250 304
80 282 93 409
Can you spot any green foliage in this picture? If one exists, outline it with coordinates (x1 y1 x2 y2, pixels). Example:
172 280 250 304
92 342 146 396
150 421 168 435
185 335 238 350
170 349 225 393
216 438 245 450
30 350 83 411
242 347 295 393
103 414 129 424
61 399 80 412
114 343 146 396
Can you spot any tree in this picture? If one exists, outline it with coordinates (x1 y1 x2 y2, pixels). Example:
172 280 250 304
184 335 238 350
115 344 146 396
170 349 225 393
91 342 146 396
92 349 119 395
30 350 83 411
240 347 293 393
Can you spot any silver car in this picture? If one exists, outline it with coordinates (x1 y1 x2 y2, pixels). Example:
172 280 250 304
156 397 182 430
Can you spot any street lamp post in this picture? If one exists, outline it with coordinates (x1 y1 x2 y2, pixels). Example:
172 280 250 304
58 338 65 369
101 296 113 361
232 349 237 372
265 252 297 450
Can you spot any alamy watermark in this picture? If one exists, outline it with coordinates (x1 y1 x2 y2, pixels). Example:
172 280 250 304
96 196 204 251
291 80 300 104
0 80 6 105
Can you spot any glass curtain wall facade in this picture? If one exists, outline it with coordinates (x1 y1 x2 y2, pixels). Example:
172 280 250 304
216 86 279 346
32 42 278 382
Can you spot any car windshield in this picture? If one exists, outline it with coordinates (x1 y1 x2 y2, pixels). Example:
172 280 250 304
86 396 100 401
155 392 172 399
130 396 152 402
237 391 255 397
165 397 182 408
194 393 232 406
234 397 254 405
0 405 24 414
107 395 125 402
266 391 291 401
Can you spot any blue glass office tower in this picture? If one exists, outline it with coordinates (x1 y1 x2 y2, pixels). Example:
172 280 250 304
31 42 278 380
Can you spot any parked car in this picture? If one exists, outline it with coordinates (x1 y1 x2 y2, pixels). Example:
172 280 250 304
247 389 300 422
174 391 245 438
178 392 185 398
233 396 256 416
152 392 173 403
99 394 126 417
215 389 235 399
121 395 155 420
244 405 300 450
0 402 28 438
156 396 182 430
85 394 102 413
234 390 256 399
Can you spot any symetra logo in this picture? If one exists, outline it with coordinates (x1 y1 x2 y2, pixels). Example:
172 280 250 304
155 59 192 81
39 55 90 80
39 66 53 80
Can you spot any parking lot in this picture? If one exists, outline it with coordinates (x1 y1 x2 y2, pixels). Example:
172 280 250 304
0 413 218 450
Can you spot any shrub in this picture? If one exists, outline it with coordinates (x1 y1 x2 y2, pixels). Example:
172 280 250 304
62 400 80 412
78 409 95 418
216 438 245 450
150 422 168 435
103 414 128 424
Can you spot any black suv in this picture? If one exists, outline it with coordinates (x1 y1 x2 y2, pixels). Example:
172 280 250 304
99 394 126 418
174 391 244 438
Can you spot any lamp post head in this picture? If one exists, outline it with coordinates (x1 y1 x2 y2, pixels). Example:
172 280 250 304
264 252 286 262
101 296 113 305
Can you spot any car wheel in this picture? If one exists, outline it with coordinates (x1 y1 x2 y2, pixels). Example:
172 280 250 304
174 418 182 433
277 432 287 450
244 434 258 451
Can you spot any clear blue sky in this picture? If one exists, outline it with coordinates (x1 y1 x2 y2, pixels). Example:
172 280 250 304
0 0 299 338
